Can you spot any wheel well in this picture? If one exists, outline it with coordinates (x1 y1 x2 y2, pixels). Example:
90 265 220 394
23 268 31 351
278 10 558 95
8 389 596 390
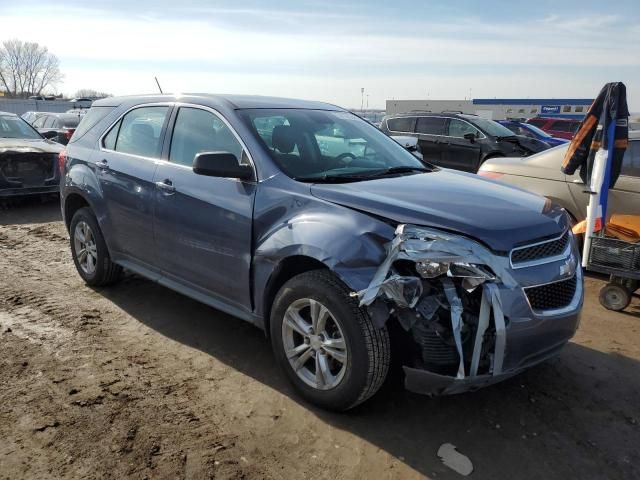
262 255 328 336
64 194 90 230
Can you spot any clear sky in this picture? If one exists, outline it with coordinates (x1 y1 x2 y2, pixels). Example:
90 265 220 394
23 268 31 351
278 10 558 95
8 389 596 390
1 0 639 110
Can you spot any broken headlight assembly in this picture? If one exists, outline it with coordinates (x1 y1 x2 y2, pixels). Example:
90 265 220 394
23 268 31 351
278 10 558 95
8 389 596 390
357 224 513 388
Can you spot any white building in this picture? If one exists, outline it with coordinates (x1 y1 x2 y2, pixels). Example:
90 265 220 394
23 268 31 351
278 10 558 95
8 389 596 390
385 98 593 120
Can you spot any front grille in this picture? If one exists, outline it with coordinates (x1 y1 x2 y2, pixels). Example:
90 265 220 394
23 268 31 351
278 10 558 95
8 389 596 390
0 153 56 187
524 276 577 311
511 231 569 266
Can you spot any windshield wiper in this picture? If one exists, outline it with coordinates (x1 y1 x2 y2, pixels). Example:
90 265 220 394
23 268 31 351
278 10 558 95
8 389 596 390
294 174 373 183
361 165 431 178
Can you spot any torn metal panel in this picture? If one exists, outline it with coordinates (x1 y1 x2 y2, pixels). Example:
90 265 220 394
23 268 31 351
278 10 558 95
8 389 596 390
441 278 465 379
356 223 514 390
357 224 517 307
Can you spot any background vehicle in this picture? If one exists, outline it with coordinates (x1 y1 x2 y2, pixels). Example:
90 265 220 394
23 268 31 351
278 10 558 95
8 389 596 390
499 119 568 147
478 130 640 223
526 117 581 140
61 94 582 411
21 111 47 125
0 111 63 198
32 112 82 145
380 112 550 172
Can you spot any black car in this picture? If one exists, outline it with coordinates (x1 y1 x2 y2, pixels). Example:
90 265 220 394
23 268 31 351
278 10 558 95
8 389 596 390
380 113 550 172
31 112 82 145
0 111 63 198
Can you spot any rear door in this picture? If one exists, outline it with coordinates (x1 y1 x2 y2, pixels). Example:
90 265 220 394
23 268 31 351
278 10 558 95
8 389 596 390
441 118 483 172
567 139 640 220
153 105 256 310
97 104 171 268
414 117 446 165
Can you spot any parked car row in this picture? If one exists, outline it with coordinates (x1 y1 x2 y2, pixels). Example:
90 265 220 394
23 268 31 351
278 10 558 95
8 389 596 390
55 94 583 411
379 112 552 172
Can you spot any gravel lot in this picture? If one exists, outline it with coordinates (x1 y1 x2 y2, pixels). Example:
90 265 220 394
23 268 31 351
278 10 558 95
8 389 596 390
1 198 639 480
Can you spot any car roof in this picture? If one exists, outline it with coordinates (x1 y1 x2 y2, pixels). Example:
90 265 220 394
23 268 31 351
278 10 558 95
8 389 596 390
92 94 343 111
0 111 17 117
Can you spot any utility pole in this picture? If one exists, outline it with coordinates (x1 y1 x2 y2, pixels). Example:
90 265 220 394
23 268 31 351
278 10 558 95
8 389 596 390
366 94 369 109
361 87 365 111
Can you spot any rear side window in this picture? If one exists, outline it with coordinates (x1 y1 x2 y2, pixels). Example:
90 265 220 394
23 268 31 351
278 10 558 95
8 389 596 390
416 117 445 135
169 107 243 166
621 141 640 177
71 106 115 142
386 117 415 133
104 106 169 158
550 121 575 132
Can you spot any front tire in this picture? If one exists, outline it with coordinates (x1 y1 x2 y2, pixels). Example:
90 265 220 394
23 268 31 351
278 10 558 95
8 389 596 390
270 270 390 411
70 207 122 286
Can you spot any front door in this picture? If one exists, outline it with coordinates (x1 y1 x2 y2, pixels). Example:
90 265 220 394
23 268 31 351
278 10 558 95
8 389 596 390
567 138 640 220
96 104 171 267
415 116 446 165
442 118 483 172
153 106 256 310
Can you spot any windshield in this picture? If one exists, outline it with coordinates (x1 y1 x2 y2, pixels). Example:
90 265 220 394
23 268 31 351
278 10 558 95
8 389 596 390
524 123 553 138
466 117 516 137
239 109 427 181
0 115 42 139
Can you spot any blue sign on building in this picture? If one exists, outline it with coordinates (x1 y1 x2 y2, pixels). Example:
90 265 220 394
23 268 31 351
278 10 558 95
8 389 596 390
540 105 561 115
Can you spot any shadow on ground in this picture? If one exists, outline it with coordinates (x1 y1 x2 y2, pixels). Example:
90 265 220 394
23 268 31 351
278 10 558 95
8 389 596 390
0 196 61 225
100 274 640 480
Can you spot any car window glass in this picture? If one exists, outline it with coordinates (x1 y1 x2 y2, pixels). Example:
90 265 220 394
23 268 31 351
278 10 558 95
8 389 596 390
528 119 545 128
0 115 42 139
386 117 415 133
103 119 120 150
621 141 640 177
43 116 55 128
113 106 169 158
33 116 46 128
447 119 479 138
240 109 424 179
71 106 115 142
551 121 574 132
169 107 243 166
416 117 444 135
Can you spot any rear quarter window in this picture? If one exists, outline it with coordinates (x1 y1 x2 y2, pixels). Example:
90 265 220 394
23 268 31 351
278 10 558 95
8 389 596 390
69 106 116 143
386 117 415 133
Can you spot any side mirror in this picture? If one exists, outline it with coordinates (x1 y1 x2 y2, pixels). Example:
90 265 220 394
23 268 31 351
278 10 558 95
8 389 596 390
42 130 58 139
463 132 476 143
193 152 253 180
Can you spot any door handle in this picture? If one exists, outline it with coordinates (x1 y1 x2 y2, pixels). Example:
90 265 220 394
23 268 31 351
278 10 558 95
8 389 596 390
155 179 176 194
94 159 109 171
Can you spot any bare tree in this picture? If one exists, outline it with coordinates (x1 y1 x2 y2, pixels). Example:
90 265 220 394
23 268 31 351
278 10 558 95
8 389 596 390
0 39 62 97
74 88 112 99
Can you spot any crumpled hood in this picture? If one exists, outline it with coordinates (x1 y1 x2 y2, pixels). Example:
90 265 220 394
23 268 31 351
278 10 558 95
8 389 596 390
310 169 567 252
0 138 63 155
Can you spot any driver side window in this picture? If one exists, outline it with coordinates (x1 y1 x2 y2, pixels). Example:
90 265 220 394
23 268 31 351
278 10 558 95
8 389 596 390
447 119 479 138
169 107 243 167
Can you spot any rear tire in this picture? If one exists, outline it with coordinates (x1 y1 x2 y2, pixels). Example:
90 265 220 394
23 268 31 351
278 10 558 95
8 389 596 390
70 207 122 286
270 270 390 411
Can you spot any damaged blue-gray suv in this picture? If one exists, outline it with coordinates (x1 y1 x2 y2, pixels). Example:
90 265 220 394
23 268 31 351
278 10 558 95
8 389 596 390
60 95 583 411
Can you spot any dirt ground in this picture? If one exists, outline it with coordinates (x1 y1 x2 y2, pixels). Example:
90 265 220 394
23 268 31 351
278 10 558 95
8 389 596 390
1 198 639 480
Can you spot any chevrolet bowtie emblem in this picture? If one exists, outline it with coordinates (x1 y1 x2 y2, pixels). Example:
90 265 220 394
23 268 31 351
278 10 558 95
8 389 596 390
560 257 577 278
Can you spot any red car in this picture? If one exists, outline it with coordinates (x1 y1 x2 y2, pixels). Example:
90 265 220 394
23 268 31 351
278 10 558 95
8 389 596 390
526 117 581 140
